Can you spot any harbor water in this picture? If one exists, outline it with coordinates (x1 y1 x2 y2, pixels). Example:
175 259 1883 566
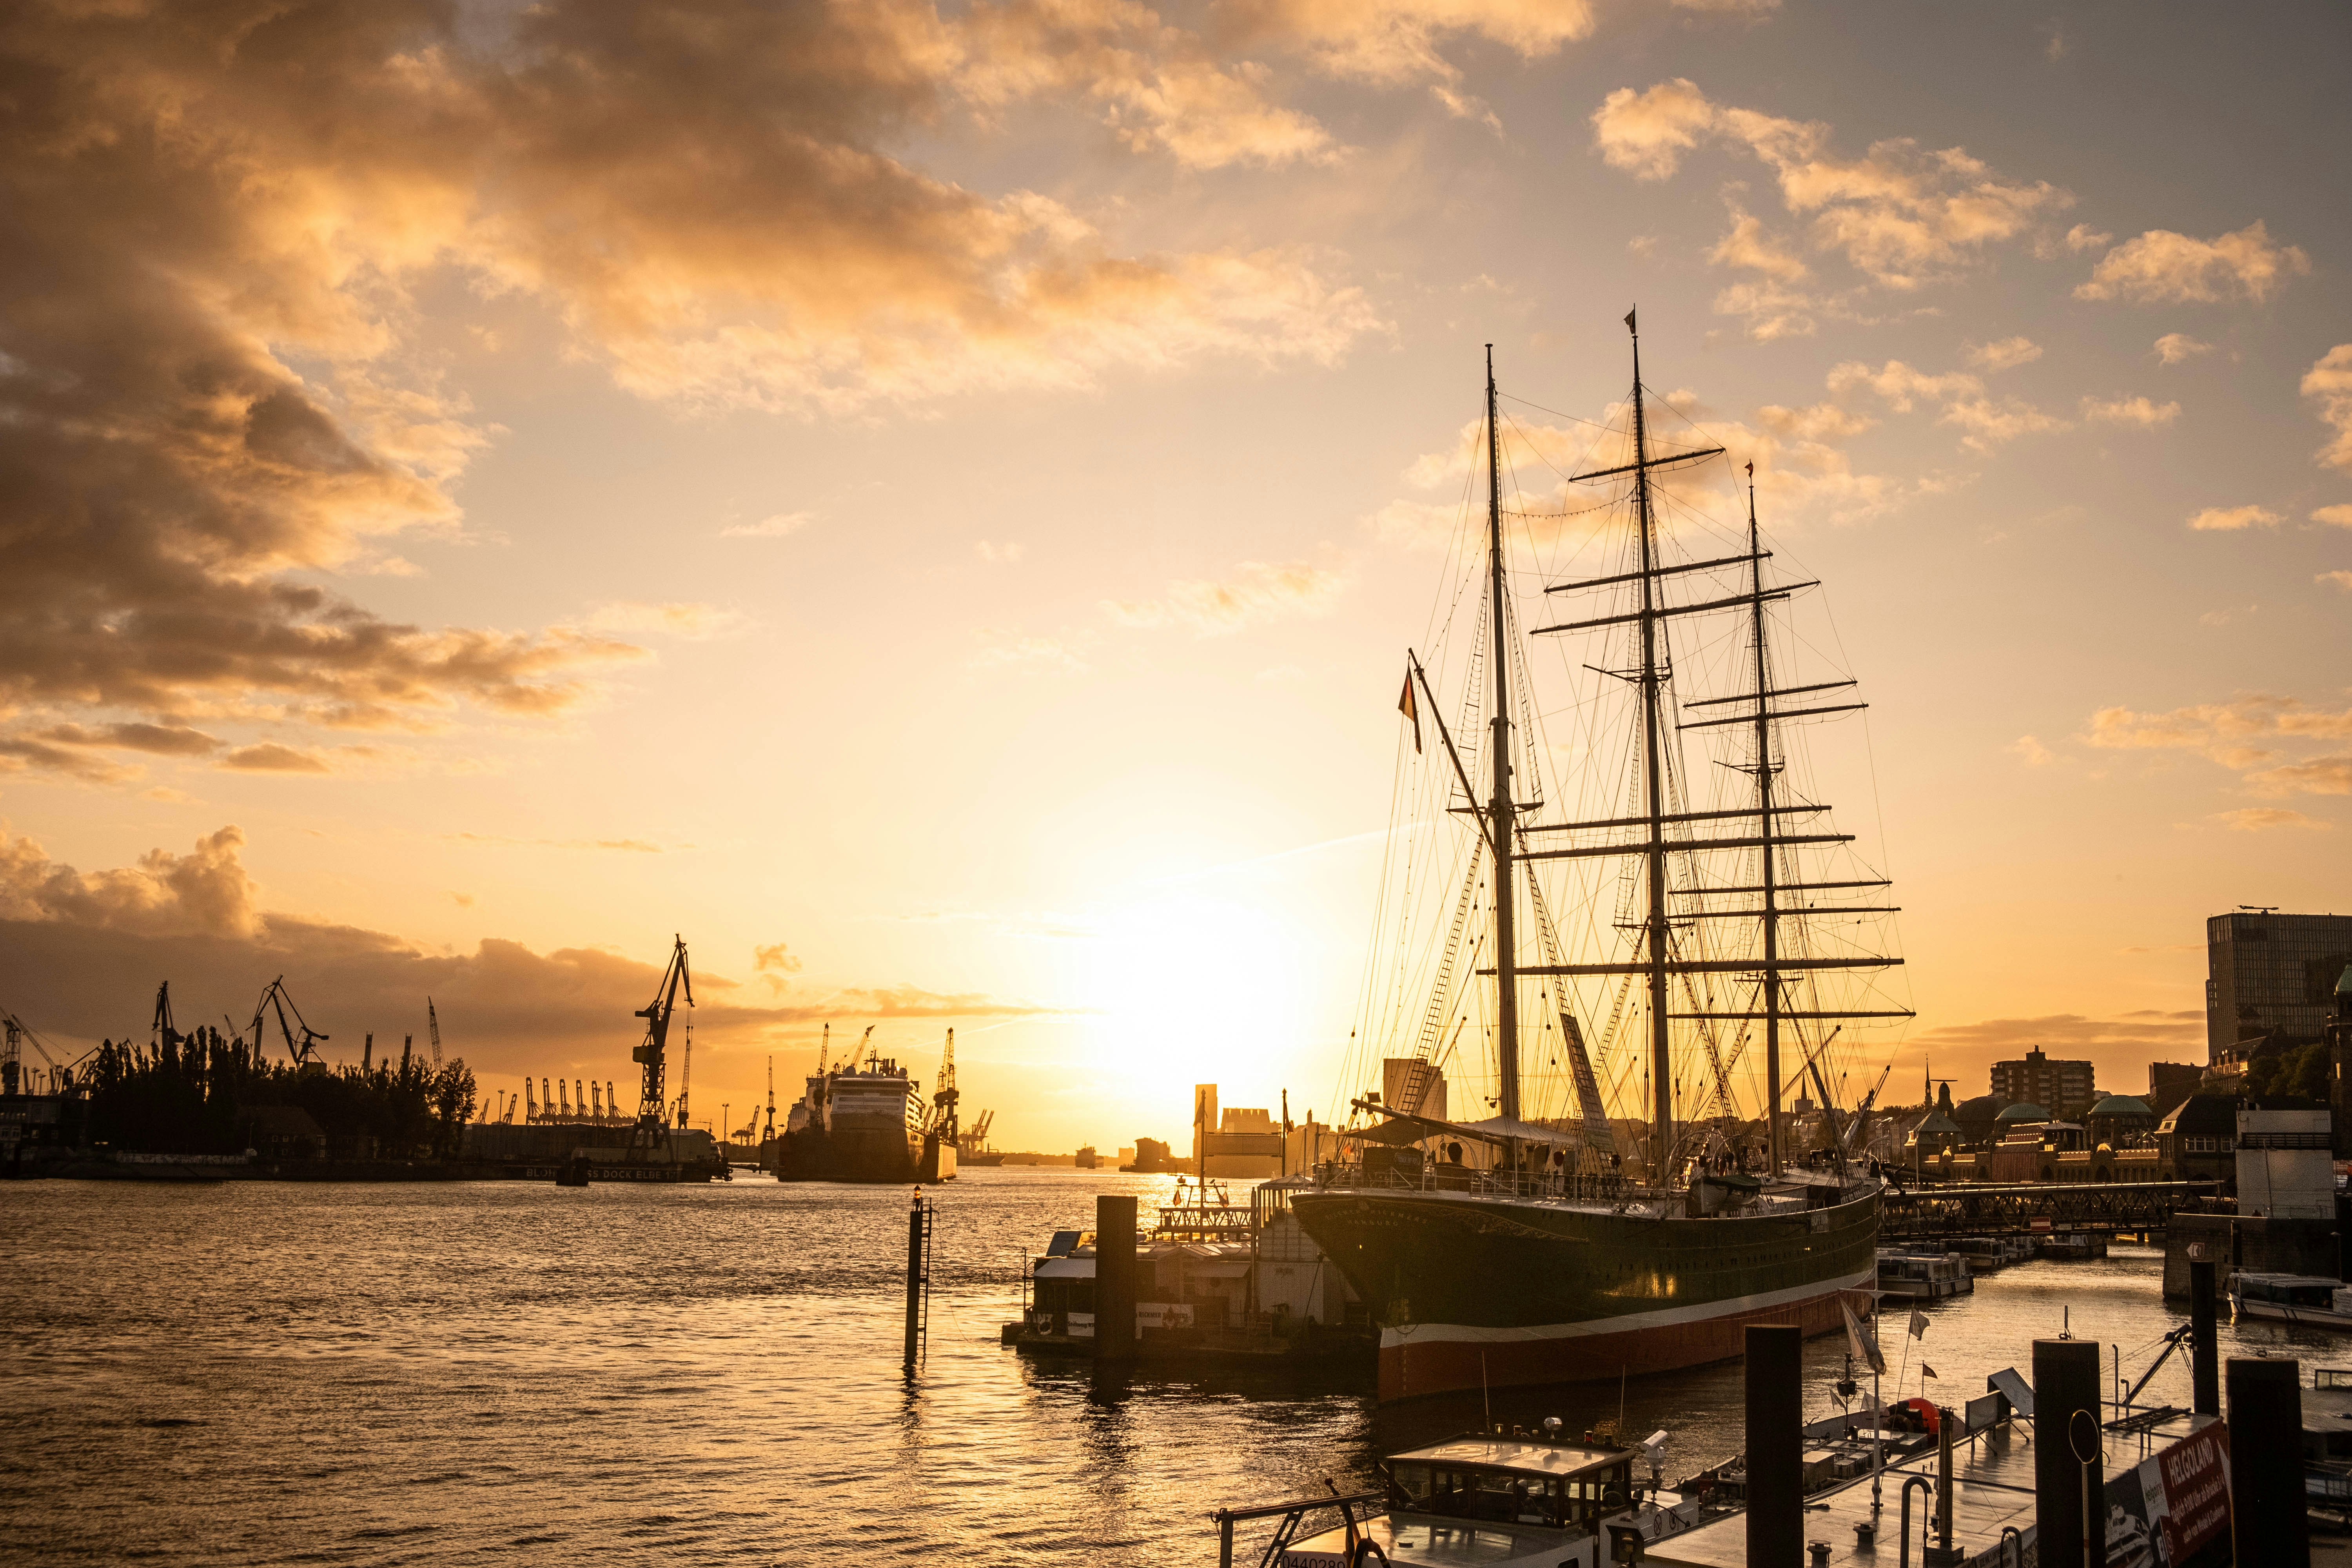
3 1169 2342 1565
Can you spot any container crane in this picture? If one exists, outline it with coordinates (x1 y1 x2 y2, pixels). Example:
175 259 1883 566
250 976 328 1067
762 1055 777 1143
631 935 693 1136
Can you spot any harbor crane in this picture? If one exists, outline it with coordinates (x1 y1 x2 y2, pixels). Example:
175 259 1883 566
929 1029 960 1145
250 976 328 1067
152 982 179 1051
630 935 693 1137
427 998 443 1069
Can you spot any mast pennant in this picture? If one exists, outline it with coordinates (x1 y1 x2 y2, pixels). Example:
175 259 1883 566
1398 666 1421 753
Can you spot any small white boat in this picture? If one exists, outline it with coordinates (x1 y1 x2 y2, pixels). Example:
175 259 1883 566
2233 1272 2352 1330
1215 1424 1701 1568
1876 1249 1973 1299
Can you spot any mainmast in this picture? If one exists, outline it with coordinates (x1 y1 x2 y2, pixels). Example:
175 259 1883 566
1745 472 1784 1176
1486 345 1521 1124
1624 321 1674 1175
1517 311 1914 1190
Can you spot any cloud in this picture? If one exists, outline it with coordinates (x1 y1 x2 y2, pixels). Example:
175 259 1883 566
1906 1010 2203 1070
1965 337 2042 372
2243 756 2352 798
2084 693 2352 788
754 942 803 974
2009 735 2053 766
2321 570 2352 592
34 723 224 757
1937 397 2071 453
219 744 334 775
583 602 750 640
2211 807 2331 832
1828 360 1983 413
2187 505 2280 532
0 826 260 939
1708 206 1809 282
2153 333 2212 365
1 0 1401 761
720 512 813 540
2312 506 2352 529
2075 222 2310 304
0 826 1072 1072
2080 395 2180 428
1104 560 1346 633
0 737 141 784
2063 224 2111 253
1229 0 1598 91
1591 80 2070 287
976 540 1025 563
2303 345 2352 475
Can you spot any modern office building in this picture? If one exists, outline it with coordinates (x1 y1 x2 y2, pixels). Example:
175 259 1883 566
1989 1047 2098 1120
2206 910 2352 1058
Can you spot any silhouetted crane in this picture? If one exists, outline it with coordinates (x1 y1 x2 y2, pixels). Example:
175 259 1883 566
250 976 328 1067
427 997 443 1069
630 936 693 1134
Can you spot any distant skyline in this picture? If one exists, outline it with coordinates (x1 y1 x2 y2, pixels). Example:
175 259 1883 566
2 1 2347 1149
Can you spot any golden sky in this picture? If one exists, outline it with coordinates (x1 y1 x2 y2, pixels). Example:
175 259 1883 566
1 0 2346 1150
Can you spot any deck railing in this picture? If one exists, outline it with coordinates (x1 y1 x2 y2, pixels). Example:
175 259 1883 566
1207 1490 1386 1568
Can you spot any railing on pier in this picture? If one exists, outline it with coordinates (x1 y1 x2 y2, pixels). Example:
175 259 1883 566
1879 1181 2223 1242
1208 1490 1385 1568
1310 1159 1645 1205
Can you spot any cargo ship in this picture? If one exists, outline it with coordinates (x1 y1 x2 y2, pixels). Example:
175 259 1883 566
1291 322 1908 1401
777 1026 955 1183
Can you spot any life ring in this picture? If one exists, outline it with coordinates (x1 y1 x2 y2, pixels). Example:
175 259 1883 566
1601 1483 1630 1511
1349 1542 1390 1567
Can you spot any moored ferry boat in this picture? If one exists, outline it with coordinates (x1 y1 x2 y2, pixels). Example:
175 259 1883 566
2234 1272 2352 1330
1292 322 1911 1401
778 1025 956 1183
1876 1248 1973 1300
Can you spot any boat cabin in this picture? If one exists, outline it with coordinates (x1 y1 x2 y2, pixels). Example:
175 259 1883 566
2234 1273 2348 1314
1383 1435 1639 1532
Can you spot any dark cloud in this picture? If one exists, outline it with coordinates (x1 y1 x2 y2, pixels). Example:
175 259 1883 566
219 743 333 774
1904 1009 2207 1096
0 824 1071 1081
37 723 224 757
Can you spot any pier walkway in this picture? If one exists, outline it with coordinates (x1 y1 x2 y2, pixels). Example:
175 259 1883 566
1878 1180 2223 1243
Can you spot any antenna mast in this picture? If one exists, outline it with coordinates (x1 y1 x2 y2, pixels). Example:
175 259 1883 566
1486 346 1521 1123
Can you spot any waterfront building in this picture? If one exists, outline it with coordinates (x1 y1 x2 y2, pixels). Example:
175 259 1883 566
2147 1062 2203 1118
2237 1103 2333 1219
2330 965 2352 1154
2156 1093 2242 1185
1989 1049 2096 1120
2087 1093 2156 1149
1951 1093 2007 1149
2206 909 2352 1056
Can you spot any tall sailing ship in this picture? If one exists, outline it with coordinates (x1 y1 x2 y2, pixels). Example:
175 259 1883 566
1290 318 1911 1401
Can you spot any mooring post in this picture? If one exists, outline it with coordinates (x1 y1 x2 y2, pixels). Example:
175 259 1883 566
2229 1357 2310 1567
2188 1259 2219 1416
902 1187 926 1377
1746 1323 1802 1568
2033 1338 2101 1568
1095 1193 1137 1362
